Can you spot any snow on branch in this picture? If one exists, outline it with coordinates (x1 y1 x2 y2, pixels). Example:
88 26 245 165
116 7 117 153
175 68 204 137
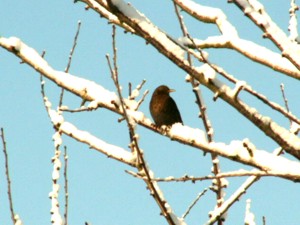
78 0 135 33
48 105 135 166
169 124 300 181
1 36 300 181
231 0 300 71
175 0 300 80
0 37 118 107
244 199 256 225
288 0 300 43
182 36 300 80
100 0 300 159
59 121 136 166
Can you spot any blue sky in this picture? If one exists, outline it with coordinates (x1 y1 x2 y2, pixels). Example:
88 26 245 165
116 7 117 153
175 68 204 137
1 1 300 225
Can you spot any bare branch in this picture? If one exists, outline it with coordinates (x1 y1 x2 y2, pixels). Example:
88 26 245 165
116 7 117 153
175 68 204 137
59 21 82 107
182 188 208 219
126 168 293 183
262 216 266 225
280 83 291 118
65 21 82 73
1 128 17 224
135 89 149 110
289 0 299 42
231 0 300 71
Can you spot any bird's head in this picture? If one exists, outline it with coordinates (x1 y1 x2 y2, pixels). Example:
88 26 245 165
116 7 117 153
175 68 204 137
154 85 175 95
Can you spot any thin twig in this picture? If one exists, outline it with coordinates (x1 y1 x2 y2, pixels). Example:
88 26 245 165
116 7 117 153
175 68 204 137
125 169 284 182
262 216 266 225
65 21 81 73
128 82 132 98
279 83 292 155
182 188 208 219
136 79 146 91
64 146 69 225
135 89 149 110
59 21 82 107
129 79 146 100
1 128 16 224
280 83 291 121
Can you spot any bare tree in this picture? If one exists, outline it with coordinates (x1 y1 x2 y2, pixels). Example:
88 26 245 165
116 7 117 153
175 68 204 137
1 0 300 225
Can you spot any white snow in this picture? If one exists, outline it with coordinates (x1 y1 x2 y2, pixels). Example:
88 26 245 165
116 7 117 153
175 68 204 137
59 105 69 110
221 178 229 188
124 98 138 110
52 169 60 181
231 81 246 98
88 100 99 109
7 37 22 51
48 109 64 126
290 121 300 134
196 63 216 82
110 0 185 60
53 71 119 107
59 121 134 164
212 157 219 164
169 123 207 144
131 89 139 98
185 74 192 82
14 215 23 225
244 199 256 225
52 132 62 148
127 110 145 123
270 121 300 150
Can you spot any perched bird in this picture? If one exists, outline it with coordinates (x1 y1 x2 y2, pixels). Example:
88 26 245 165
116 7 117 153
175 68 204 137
150 85 183 127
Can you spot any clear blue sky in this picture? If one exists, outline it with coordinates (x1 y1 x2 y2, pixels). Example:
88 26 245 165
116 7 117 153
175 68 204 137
1 1 299 225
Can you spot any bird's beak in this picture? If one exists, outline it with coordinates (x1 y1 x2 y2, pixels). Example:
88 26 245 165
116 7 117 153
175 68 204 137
169 89 175 93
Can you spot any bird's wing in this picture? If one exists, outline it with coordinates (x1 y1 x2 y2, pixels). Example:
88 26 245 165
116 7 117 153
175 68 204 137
165 97 183 124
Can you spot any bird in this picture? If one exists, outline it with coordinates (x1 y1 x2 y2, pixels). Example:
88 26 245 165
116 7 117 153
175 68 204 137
149 85 183 127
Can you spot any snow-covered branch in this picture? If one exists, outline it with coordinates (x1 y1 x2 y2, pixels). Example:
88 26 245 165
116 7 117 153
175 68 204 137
1 36 300 181
98 0 300 159
174 0 300 80
288 0 299 42
184 36 300 79
231 0 300 71
206 175 259 225
78 0 135 33
169 124 300 181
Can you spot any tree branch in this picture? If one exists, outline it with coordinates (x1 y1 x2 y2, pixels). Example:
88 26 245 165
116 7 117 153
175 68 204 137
174 0 300 79
1 128 17 224
101 0 300 160
230 0 300 71
1 36 300 181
